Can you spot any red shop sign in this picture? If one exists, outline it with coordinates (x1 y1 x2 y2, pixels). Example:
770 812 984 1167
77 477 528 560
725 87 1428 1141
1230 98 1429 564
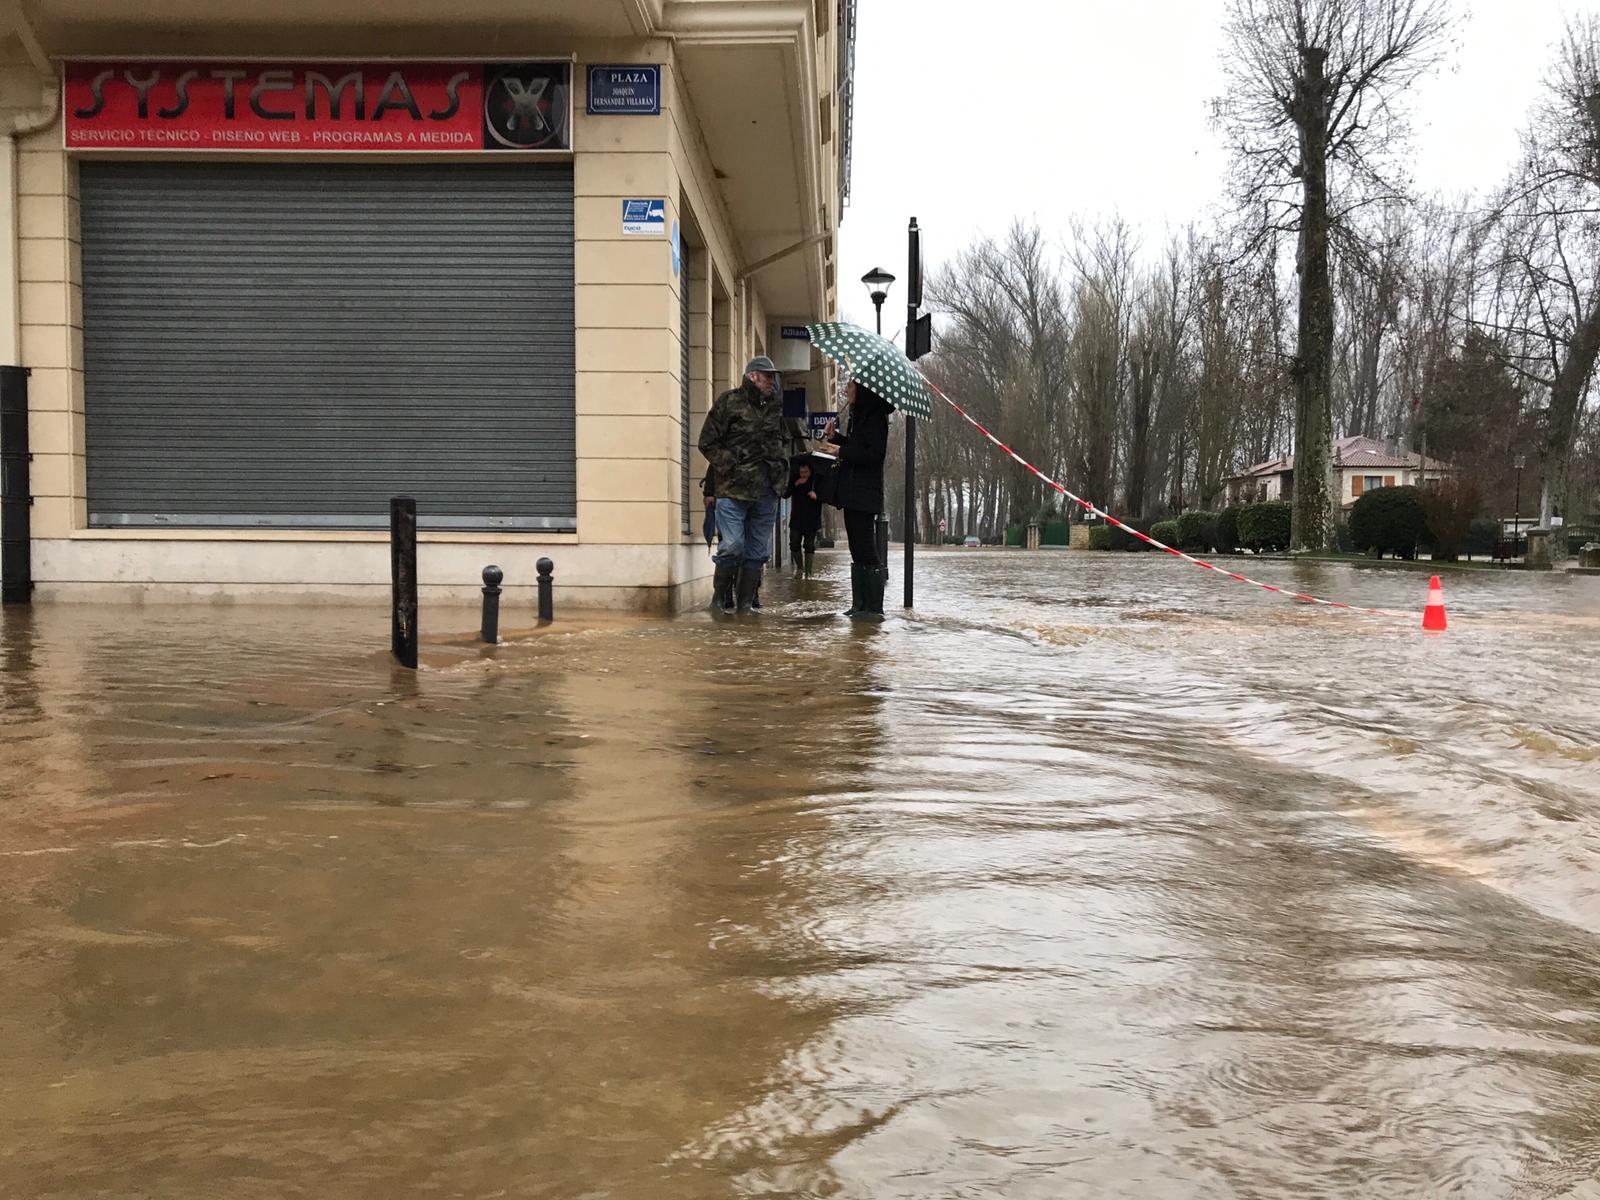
63 61 572 153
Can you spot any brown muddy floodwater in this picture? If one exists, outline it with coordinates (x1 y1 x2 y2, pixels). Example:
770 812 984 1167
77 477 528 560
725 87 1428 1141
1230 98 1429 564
3 551 1600 1199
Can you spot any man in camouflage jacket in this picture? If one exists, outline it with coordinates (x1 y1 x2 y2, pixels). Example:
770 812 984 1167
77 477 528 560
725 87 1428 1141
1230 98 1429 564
698 355 790 613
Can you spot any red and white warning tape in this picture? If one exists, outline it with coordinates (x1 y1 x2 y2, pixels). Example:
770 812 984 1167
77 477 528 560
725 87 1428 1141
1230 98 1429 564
923 378 1407 619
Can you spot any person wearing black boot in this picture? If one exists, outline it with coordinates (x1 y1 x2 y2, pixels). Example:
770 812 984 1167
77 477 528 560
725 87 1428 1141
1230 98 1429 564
819 380 892 621
698 356 790 614
788 461 822 579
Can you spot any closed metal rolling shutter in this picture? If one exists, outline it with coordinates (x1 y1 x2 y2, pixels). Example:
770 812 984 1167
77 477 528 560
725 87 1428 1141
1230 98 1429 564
79 160 576 531
680 263 691 533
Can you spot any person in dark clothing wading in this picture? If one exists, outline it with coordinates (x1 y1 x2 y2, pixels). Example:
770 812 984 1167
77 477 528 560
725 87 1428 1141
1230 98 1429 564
788 461 823 578
819 380 892 620
698 356 791 614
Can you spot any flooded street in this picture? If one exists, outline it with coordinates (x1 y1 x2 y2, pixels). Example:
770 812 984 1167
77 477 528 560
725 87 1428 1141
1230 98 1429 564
3 551 1600 1198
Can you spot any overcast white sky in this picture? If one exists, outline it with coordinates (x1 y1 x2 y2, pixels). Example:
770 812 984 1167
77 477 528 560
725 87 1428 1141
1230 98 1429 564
838 0 1585 330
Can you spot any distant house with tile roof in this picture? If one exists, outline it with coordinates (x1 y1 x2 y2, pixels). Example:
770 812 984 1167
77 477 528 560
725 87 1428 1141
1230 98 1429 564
1220 437 1454 510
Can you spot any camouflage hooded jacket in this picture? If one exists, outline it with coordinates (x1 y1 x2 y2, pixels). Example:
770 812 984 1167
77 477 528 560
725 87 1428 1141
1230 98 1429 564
697 380 790 502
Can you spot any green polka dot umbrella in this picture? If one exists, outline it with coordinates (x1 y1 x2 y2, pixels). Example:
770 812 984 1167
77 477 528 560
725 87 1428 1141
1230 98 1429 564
805 321 933 420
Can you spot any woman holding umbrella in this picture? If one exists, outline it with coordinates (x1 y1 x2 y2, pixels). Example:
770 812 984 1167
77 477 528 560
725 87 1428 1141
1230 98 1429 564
819 379 893 620
806 319 934 621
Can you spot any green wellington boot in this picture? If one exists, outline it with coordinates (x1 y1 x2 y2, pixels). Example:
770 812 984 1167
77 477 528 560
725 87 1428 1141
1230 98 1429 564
736 565 763 614
851 566 886 623
710 561 737 614
842 563 863 616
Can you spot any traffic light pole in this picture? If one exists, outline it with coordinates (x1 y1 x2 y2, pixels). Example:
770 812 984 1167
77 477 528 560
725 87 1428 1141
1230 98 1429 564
904 393 916 608
904 218 923 609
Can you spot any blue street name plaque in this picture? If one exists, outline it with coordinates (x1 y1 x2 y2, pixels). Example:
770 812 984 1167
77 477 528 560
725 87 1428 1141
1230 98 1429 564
587 65 661 115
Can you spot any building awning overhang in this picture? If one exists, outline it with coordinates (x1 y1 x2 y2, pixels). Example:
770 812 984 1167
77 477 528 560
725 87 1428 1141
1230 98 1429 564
662 0 829 319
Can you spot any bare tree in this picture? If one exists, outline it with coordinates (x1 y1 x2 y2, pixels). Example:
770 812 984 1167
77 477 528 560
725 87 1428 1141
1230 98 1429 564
1218 0 1454 550
1125 236 1198 517
1236 250 1298 469
1126 337 1160 517
1477 16 1600 560
1066 218 1138 512
1191 261 1250 504
1393 196 1482 446
926 222 1071 534
1333 207 1406 437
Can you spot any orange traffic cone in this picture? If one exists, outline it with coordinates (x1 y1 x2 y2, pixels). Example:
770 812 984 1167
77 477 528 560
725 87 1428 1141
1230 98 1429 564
1423 575 1447 631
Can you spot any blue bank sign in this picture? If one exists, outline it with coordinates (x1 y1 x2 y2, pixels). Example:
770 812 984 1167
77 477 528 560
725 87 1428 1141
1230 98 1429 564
587 65 661 115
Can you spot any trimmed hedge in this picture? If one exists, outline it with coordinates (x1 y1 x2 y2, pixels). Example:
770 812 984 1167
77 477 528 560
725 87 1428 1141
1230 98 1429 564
1349 486 1428 559
1465 516 1500 558
1215 507 1241 553
1238 501 1292 552
1084 520 1160 551
1176 510 1217 552
1107 519 1157 551
1150 519 1181 548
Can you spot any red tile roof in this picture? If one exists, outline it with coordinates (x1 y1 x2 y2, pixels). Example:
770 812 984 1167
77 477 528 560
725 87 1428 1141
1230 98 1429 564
1224 436 1453 482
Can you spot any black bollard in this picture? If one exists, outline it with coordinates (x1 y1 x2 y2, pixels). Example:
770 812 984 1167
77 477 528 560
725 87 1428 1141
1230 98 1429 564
537 557 554 624
0 366 32 605
481 565 503 644
389 496 418 669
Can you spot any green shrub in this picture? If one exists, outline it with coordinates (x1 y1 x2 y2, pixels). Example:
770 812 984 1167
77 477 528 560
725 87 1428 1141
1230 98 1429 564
1333 517 1356 554
1238 501 1292 552
1464 516 1500 558
1349 486 1428 559
1419 480 1481 562
1176 510 1216 552
1107 519 1156 551
1215 507 1241 553
1088 525 1112 551
1150 519 1181 548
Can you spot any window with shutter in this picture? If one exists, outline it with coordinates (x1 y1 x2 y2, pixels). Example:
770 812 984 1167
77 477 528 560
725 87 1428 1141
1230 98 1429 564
81 161 576 531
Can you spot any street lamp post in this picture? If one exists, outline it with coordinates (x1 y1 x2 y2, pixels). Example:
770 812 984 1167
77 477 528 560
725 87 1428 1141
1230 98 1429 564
862 266 895 335
860 267 895 569
1512 454 1525 565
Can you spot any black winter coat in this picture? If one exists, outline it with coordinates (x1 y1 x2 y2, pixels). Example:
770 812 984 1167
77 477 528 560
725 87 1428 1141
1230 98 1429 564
830 398 891 515
788 469 824 534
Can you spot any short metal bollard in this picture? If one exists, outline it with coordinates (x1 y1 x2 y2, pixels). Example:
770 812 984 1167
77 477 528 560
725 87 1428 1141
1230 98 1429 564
481 565 503 644
537 557 554 624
